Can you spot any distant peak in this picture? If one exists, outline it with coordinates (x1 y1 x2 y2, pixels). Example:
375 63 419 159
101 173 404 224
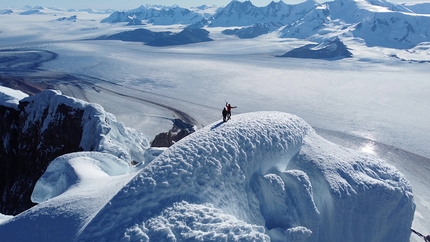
269 0 285 5
228 0 254 5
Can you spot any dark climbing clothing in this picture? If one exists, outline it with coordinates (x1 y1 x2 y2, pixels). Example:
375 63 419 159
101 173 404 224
223 103 237 122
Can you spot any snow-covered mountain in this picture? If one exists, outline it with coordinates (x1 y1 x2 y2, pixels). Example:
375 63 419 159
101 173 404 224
280 4 331 39
402 2 430 14
353 11 430 48
209 0 318 27
328 0 412 23
189 4 222 18
222 22 282 38
97 27 213 46
280 0 430 48
56 15 78 22
0 1 429 241
98 0 320 28
0 97 415 241
101 4 206 25
278 36 353 59
365 0 413 12
0 9 13 14
98 0 430 49
0 87 148 215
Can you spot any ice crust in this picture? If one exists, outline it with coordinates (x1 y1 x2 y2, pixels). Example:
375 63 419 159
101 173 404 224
74 112 414 242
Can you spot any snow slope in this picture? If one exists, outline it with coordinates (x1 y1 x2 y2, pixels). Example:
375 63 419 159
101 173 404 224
0 112 414 241
0 2 429 241
20 89 149 164
353 11 430 48
0 86 28 109
15 40 429 241
0 86 153 215
0 152 139 241
0 87 152 239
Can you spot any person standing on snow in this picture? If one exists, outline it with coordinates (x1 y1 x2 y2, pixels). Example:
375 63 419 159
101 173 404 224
223 102 237 122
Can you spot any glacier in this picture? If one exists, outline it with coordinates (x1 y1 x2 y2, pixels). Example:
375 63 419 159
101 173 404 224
0 108 413 241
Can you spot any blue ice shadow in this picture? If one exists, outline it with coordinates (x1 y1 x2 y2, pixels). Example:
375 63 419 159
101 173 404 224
210 121 224 130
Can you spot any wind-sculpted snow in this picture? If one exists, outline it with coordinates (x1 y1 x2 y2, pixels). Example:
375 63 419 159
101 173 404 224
0 86 28 110
0 214 12 224
21 89 149 164
0 152 138 242
31 152 130 203
290 130 415 241
77 112 414 242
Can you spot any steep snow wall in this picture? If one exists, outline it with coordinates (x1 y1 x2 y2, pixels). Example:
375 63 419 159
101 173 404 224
20 89 149 163
30 152 131 203
0 152 139 242
289 129 415 241
0 88 149 215
77 112 414 242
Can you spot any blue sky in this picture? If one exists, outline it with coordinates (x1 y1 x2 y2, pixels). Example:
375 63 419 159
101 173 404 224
1 0 426 10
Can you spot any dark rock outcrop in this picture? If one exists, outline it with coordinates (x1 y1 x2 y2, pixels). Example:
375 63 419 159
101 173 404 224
0 75 48 96
0 89 148 215
185 18 209 29
0 105 21 214
57 15 78 22
151 118 195 147
95 28 171 43
222 22 281 39
126 17 145 26
147 28 213 46
96 28 213 46
278 37 352 59
0 92 85 215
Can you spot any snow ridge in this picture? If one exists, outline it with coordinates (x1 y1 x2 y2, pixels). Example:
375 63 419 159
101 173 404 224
76 111 414 242
0 86 28 110
78 112 311 241
21 89 149 164
97 0 430 49
101 5 204 25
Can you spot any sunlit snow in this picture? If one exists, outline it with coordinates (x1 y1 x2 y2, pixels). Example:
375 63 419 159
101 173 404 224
0 2 429 242
0 86 28 109
0 112 415 242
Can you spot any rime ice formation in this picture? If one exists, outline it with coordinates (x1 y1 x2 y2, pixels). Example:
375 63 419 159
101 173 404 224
76 112 415 242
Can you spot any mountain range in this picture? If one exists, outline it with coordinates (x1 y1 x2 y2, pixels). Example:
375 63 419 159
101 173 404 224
100 0 430 49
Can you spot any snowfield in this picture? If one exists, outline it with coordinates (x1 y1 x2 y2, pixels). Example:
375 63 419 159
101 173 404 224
1 1 430 241
0 111 415 241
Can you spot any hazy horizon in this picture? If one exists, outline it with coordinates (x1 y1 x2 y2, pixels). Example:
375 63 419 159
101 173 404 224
1 0 429 10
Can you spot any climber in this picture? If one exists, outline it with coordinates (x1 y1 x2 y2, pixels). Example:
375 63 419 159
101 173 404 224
222 102 237 122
